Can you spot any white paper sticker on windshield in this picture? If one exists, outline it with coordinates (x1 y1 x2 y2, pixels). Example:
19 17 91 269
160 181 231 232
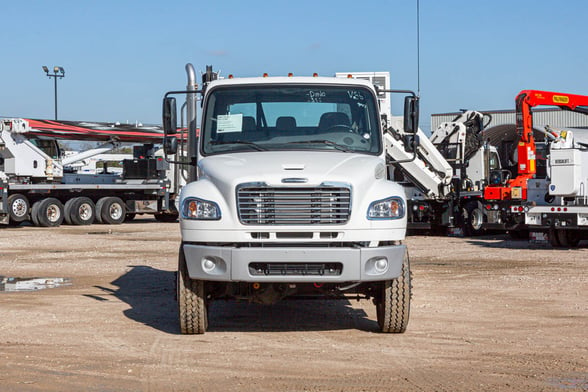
217 114 243 133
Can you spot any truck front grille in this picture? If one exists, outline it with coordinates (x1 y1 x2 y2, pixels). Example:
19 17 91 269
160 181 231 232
237 185 351 225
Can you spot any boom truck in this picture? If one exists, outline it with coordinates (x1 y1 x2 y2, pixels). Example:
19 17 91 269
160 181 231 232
162 65 419 334
383 89 569 237
0 118 181 226
522 90 588 247
386 109 504 235
334 72 520 236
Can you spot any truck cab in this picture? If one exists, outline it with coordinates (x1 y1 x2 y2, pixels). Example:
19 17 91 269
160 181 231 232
164 65 416 334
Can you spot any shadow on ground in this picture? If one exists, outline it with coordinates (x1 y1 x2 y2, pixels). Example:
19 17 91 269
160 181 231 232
465 234 586 250
101 265 379 334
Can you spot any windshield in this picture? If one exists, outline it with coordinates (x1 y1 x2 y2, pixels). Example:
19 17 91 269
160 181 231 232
201 84 381 155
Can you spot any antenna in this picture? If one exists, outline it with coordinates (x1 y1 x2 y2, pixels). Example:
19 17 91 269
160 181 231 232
416 0 421 97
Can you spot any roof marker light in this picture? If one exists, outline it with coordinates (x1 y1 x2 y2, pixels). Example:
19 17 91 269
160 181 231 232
228 74 234 79
313 73 318 77
263 73 269 77
288 72 293 77
347 74 353 78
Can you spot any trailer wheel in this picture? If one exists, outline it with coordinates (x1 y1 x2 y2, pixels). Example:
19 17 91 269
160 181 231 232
7 193 30 224
69 197 96 225
177 247 208 334
100 197 126 225
376 248 411 333
463 201 485 236
34 198 64 227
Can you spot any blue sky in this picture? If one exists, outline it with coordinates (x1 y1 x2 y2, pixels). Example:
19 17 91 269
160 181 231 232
1 0 586 132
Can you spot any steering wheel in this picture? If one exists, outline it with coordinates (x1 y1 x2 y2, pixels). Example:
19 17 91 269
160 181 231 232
332 131 368 147
324 124 352 132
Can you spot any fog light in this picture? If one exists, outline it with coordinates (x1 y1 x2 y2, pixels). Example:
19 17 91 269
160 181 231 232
374 258 388 273
202 258 216 272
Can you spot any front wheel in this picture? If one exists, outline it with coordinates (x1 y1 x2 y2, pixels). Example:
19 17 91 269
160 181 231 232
177 247 208 334
376 249 411 333
7 193 30 224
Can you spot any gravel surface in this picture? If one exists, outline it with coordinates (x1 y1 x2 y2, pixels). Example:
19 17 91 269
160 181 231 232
1 219 586 391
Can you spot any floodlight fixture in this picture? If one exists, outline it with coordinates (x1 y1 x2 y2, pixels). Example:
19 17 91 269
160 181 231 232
42 65 66 120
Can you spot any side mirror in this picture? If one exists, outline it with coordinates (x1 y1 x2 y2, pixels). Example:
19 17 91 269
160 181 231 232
403 96 419 134
403 134 420 153
163 97 177 135
163 136 178 155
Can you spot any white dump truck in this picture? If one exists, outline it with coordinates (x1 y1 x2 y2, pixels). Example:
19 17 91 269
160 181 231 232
162 65 419 334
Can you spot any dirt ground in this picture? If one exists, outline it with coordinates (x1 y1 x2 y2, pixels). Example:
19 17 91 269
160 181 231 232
0 218 586 392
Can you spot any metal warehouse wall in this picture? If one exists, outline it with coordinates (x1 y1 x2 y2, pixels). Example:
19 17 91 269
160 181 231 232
431 109 588 132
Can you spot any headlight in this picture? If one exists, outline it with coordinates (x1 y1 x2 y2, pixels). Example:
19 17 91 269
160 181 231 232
182 197 221 220
367 197 404 220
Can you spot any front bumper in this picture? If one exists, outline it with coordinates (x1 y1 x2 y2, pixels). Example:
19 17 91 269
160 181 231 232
182 243 406 283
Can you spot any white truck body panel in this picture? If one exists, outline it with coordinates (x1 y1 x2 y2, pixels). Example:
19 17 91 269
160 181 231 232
548 148 588 197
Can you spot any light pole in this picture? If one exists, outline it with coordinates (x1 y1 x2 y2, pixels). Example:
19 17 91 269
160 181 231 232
42 66 65 120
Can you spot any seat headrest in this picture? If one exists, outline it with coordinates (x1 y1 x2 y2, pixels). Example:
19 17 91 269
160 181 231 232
318 112 350 131
276 116 297 131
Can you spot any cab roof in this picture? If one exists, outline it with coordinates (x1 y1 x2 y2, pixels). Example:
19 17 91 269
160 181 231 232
204 75 377 91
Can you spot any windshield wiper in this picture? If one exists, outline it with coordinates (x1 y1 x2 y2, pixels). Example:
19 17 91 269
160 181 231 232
284 140 353 152
209 140 267 151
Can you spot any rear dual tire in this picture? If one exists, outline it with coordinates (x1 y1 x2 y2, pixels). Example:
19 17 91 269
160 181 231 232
95 197 126 225
31 198 64 227
463 201 485 236
64 197 95 225
550 228 581 248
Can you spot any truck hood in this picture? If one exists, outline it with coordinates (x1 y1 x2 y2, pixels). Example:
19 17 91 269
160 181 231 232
198 151 386 191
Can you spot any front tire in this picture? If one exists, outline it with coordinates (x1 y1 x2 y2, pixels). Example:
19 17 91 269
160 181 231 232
177 247 208 334
7 193 30 224
376 249 411 333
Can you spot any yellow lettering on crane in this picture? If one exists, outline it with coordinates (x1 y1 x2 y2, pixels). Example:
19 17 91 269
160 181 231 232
553 95 570 104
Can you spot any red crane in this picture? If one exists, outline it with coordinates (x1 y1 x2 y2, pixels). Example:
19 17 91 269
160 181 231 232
484 89 588 201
